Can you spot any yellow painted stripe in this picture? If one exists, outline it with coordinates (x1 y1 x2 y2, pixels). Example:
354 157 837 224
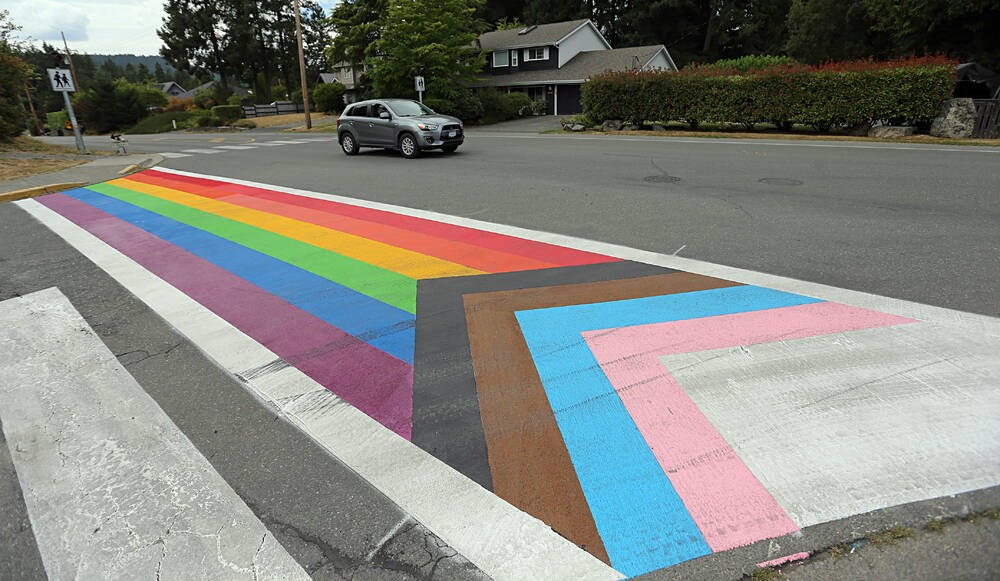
112 178 485 279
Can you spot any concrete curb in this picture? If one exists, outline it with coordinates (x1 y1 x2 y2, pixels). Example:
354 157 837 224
0 154 163 201
0 183 85 203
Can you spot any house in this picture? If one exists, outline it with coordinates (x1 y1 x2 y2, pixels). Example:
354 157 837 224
474 19 677 115
154 81 186 98
177 80 251 101
319 62 368 104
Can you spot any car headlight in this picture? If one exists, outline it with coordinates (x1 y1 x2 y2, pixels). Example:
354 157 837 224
417 123 438 131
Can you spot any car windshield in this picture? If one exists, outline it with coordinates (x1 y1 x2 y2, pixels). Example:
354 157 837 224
386 100 435 117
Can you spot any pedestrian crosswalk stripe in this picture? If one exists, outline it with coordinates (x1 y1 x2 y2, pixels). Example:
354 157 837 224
213 145 257 150
159 152 191 158
181 148 222 154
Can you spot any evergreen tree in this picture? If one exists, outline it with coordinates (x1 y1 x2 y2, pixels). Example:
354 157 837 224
154 62 169 82
158 0 233 88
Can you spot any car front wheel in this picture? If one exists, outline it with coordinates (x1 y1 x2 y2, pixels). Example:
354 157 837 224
398 133 420 159
341 133 358 155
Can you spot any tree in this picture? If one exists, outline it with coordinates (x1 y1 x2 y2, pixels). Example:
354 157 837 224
99 58 124 79
154 62 169 82
327 0 386 74
159 0 233 88
368 0 487 102
862 0 1000 69
785 0 887 64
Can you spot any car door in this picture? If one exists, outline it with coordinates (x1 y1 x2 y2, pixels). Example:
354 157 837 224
367 102 397 147
341 103 370 144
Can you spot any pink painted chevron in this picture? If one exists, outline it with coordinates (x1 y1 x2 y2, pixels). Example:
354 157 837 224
582 301 917 551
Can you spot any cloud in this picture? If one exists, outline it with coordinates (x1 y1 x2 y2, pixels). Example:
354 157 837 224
8 0 90 43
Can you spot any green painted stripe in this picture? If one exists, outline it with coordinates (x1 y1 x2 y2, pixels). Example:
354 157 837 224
87 183 417 312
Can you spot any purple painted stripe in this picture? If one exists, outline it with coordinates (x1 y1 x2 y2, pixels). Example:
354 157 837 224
39 192 413 439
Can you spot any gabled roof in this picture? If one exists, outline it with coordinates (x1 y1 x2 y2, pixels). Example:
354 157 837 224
155 81 185 93
471 45 674 87
318 73 338 84
479 19 609 51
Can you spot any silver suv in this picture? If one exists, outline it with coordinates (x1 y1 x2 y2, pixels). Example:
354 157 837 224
336 99 464 158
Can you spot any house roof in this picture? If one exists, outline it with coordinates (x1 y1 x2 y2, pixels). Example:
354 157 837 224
478 19 595 51
177 80 250 100
155 81 185 93
471 45 673 87
318 73 338 84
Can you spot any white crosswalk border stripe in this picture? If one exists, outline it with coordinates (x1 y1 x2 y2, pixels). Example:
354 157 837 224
0 288 309 581
159 152 192 158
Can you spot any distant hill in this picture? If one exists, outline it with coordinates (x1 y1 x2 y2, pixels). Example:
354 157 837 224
87 54 175 72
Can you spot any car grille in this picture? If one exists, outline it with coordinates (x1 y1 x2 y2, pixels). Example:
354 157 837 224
442 124 462 135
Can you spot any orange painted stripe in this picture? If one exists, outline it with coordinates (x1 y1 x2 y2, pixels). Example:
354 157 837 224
112 177 485 280
138 169 621 268
128 172 556 273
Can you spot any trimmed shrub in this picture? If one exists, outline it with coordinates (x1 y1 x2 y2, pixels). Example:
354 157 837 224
196 114 222 127
582 55 957 132
313 82 346 114
128 110 208 133
211 105 242 124
501 92 533 118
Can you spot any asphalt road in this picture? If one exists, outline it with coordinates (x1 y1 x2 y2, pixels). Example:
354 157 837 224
49 128 1000 316
12 128 1000 579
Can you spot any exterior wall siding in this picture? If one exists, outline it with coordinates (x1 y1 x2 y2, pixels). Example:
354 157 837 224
557 25 609 67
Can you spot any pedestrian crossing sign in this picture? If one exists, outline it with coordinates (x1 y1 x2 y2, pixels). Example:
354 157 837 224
47 68 75 92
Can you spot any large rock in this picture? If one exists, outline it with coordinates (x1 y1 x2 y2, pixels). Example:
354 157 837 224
930 98 977 138
601 119 623 131
868 125 915 138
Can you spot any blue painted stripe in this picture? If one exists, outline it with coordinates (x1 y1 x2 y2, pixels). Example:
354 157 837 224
514 285 821 576
64 187 415 363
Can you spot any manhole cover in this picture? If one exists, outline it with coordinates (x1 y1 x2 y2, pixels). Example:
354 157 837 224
644 175 681 183
759 178 803 186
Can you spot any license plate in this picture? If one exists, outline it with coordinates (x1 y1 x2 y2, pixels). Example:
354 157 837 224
447 130 457 138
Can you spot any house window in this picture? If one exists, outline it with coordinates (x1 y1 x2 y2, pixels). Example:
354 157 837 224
511 50 518 67
525 47 548 61
493 51 509 67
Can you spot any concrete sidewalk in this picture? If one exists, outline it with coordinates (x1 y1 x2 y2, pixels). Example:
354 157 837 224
0 153 163 199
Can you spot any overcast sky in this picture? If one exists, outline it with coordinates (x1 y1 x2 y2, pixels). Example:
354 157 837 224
7 0 335 56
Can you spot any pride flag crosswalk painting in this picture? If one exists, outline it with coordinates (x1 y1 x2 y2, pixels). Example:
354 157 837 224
31 168 997 579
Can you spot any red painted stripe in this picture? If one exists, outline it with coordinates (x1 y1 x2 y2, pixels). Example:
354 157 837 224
127 172 555 273
139 169 620 268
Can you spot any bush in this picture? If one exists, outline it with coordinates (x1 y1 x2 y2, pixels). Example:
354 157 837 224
312 82 346 114
694 55 798 74
582 55 956 132
165 96 195 112
423 86 483 122
77 77 147 133
196 115 222 127
137 85 168 109
211 105 242 124
233 119 257 129
128 110 208 133
501 92 533 118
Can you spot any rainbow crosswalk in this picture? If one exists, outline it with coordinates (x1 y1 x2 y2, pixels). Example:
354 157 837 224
37 168 619 439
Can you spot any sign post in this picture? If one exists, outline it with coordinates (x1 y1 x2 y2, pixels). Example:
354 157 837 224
47 68 86 154
414 76 425 104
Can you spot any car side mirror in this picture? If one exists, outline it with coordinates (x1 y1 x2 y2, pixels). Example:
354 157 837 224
379 111 391 120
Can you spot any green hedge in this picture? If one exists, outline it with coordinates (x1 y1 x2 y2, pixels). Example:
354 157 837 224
582 56 956 130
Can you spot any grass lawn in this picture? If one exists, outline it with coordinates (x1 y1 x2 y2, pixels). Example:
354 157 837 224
0 136 108 182
250 112 335 129
0 157 87 182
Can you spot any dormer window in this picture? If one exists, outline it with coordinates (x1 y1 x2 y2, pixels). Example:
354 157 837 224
525 47 549 61
492 51 509 67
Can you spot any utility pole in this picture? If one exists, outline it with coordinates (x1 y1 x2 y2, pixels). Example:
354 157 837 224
61 31 80 90
293 0 312 130
22 82 43 135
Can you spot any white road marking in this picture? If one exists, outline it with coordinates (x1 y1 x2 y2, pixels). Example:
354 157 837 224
662 324 1000 527
149 168 1000 332
265 140 306 145
0 288 309 581
159 152 192 158
252 142 287 147
473 133 1000 154
213 145 257 150
180 149 222 154
17 200 623 581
